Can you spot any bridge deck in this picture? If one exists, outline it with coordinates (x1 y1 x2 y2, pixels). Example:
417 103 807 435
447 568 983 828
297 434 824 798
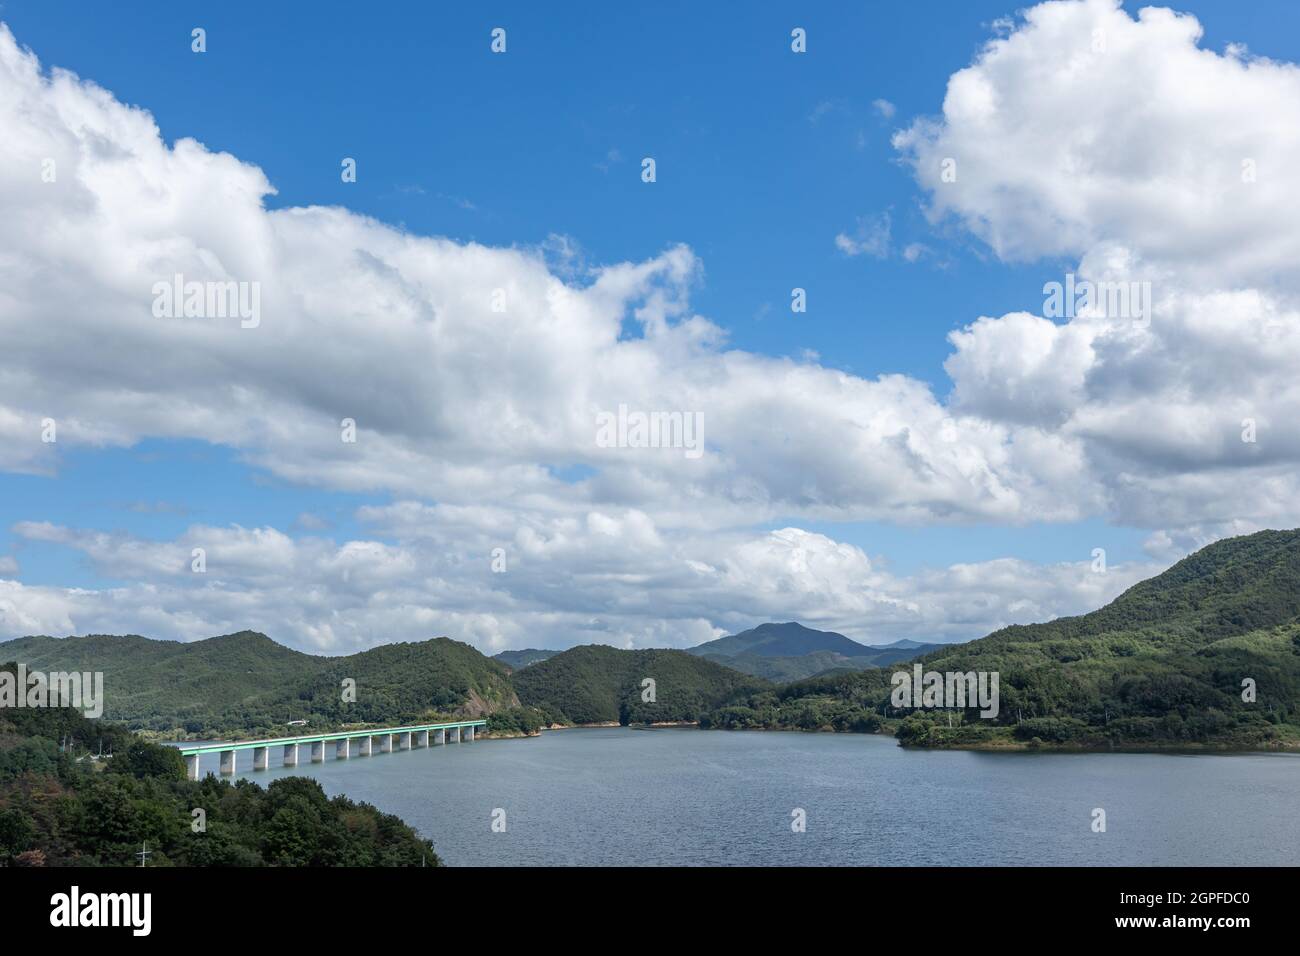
177 719 487 755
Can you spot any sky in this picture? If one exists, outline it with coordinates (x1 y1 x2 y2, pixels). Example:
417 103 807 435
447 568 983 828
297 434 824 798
1 0 1298 654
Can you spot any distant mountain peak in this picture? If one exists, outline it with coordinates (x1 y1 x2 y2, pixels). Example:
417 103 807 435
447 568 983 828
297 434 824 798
690 622 867 659
492 648 560 670
202 630 274 644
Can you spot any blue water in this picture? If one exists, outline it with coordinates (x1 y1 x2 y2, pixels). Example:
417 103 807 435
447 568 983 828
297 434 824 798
195 727 1300 866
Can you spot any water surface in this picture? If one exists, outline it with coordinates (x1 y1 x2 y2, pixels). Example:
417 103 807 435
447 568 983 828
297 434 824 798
202 727 1300 865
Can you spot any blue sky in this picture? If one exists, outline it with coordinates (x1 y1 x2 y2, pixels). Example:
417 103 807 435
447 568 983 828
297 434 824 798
1 0 1297 650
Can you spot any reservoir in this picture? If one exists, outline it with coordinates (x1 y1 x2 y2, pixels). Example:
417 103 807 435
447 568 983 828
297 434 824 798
208 726 1300 866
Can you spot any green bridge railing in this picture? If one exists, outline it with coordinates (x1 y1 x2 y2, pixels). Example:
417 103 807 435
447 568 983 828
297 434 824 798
177 719 488 756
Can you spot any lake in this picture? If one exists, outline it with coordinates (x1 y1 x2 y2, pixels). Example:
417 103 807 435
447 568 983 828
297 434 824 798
206 727 1300 866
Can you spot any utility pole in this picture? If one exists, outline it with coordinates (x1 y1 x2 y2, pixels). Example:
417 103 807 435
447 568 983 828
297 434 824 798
136 842 151 867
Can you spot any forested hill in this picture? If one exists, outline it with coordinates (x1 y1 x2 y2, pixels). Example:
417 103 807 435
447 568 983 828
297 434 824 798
984 528 1300 646
0 688 439 866
492 648 559 670
691 622 868 658
688 621 946 682
512 645 767 725
704 529 1300 749
0 631 518 736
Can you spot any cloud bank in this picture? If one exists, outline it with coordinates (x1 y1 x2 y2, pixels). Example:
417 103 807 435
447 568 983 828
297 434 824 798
1 1 1296 651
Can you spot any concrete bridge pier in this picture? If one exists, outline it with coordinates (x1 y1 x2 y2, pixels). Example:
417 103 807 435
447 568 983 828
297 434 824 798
398 731 411 750
283 743 298 767
379 734 392 753
435 729 446 745
185 754 201 781
253 746 269 771
336 738 351 759
311 740 326 763
415 730 429 748
358 736 372 756
466 726 475 742
220 750 237 775
451 726 461 743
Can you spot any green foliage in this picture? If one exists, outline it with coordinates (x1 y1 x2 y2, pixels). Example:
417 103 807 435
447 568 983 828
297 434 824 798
0 700 440 867
513 645 767 725
0 737 61 782
702 529 1300 748
486 706 546 735
0 632 517 737
701 667 897 733
1013 716 1092 743
491 649 558 670
112 739 187 780
691 623 943 683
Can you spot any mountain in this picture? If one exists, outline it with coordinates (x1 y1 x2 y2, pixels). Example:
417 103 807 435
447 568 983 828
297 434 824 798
492 648 560 670
0 630 518 735
706 649 889 683
689 622 944 682
692 622 867 658
877 638 931 650
512 645 767 725
703 529 1300 749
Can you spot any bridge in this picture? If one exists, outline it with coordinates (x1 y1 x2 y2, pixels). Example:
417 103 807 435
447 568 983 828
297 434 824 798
176 719 488 780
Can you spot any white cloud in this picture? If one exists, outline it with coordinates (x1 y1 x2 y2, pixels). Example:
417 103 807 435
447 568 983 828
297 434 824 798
895 0 1300 540
835 212 892 258
0 23 1073 531
893 0 1300 289
2 5 1299 652
0 517 1157 652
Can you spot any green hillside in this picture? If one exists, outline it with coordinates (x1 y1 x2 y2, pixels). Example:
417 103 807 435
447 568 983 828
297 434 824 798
0 686 439 867
512 644 767 725
690 622 946 682
492 648 559 670
695 645 948 683
690 622 870 658
0 631 518 737
703 529 1300 749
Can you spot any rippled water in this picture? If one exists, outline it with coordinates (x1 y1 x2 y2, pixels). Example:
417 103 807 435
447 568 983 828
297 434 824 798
202 727 1300 866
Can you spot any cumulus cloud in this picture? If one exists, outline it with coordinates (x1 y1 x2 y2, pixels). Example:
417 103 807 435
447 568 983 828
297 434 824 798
2 4 1299 652
897 0 1300 539
0 21 1079 531
893 0 1300 287
0 517 1157 652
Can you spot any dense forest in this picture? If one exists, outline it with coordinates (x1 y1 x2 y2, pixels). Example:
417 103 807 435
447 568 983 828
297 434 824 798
702 529 1300 749
491 649 558 670
0 687 440 866
689 622 942 682
512 645 766 725
0 632 518 737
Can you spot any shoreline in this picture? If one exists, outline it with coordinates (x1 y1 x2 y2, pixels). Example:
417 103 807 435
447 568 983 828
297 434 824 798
145 719 1300 756
541 721 1299 755
907 738 1300 754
